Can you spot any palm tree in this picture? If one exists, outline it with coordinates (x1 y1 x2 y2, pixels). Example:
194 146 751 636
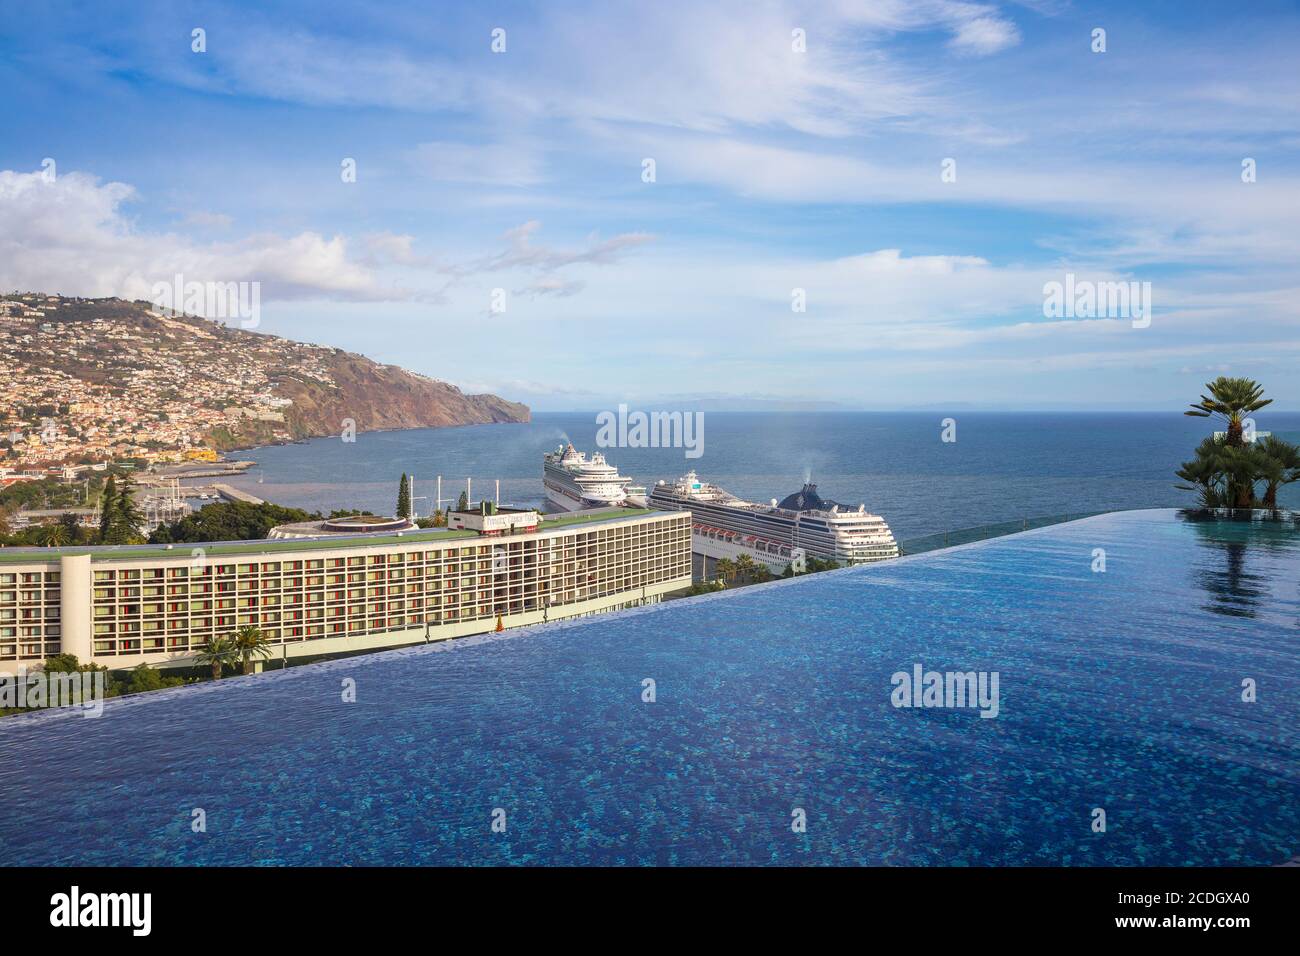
1175 441 1225 507
1184 376 1272 447
58 510 81 542
1184 377 1275 507
1220 444 1263 508
232 624 273 675
195 635 239 681
734 554 757 583
714 557 736 585
1256 435 1300 509
35 522 69 547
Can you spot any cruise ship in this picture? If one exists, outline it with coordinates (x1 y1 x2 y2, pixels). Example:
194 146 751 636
543 443 639 512
649 471 898 565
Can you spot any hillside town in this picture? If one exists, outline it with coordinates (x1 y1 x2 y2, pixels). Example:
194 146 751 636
0 292 333 476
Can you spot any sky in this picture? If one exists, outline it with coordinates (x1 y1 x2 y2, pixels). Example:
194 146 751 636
1 0 1297 411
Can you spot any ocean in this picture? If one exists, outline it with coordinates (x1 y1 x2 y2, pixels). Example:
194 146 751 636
213 411 1300 542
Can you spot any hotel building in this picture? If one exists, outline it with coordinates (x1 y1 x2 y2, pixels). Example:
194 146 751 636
0 509 691 671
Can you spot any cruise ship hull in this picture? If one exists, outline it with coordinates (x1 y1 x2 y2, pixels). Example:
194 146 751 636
543 476 613 512
649 475 897 566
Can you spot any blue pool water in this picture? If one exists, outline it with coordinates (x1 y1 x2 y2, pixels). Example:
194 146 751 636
1 509 1296 866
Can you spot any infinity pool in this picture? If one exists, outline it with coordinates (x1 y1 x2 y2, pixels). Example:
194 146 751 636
1 510 1296 866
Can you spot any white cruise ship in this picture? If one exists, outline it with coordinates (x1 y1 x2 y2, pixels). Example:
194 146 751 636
543 443 637 511
649 471 898 565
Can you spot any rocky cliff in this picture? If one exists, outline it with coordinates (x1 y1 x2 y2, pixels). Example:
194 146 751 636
267 352 530 447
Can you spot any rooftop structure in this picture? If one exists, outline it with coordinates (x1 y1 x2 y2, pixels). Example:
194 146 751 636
268 514 418 539
446 500 541 535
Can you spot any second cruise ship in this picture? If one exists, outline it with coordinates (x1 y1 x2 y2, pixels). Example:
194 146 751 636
649 471 898 566
543 442 643 511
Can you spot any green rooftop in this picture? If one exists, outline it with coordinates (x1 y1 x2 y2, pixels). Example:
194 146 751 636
0 507 660 564
534 507 653 529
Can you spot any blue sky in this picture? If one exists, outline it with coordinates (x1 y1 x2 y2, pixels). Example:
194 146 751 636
1 0 1297 410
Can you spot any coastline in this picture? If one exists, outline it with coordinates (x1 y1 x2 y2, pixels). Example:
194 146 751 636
211 418 533 459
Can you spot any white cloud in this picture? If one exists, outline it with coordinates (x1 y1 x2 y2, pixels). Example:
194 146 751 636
0 169 395 303
410 141 545 187
181 210 233 230
122 1 1016 138
472 220 655 273
947 15 1021 55
516 276 586 299
0 165 660 314
156 30 478 113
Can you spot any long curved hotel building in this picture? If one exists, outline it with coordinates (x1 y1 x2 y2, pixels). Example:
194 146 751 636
0 508 691 671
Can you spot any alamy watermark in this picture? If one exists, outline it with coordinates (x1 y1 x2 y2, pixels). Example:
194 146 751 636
1 669 106 717
50 886 150 936
1043 274 1151 328
890 663 1000 718
151 273 261 329
595 404 704 459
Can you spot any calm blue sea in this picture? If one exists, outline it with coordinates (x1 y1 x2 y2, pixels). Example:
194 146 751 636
1 510 1295 866
217 412 1300 540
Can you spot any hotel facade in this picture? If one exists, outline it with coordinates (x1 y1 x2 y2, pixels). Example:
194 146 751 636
0 509 691 671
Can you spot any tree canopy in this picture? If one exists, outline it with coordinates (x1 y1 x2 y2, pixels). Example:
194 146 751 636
1177 378 1298 509
149 501 316 543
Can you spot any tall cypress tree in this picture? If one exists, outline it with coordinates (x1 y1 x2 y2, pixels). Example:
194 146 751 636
97 475 117 541
113 478 144 543
396 473 411 518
